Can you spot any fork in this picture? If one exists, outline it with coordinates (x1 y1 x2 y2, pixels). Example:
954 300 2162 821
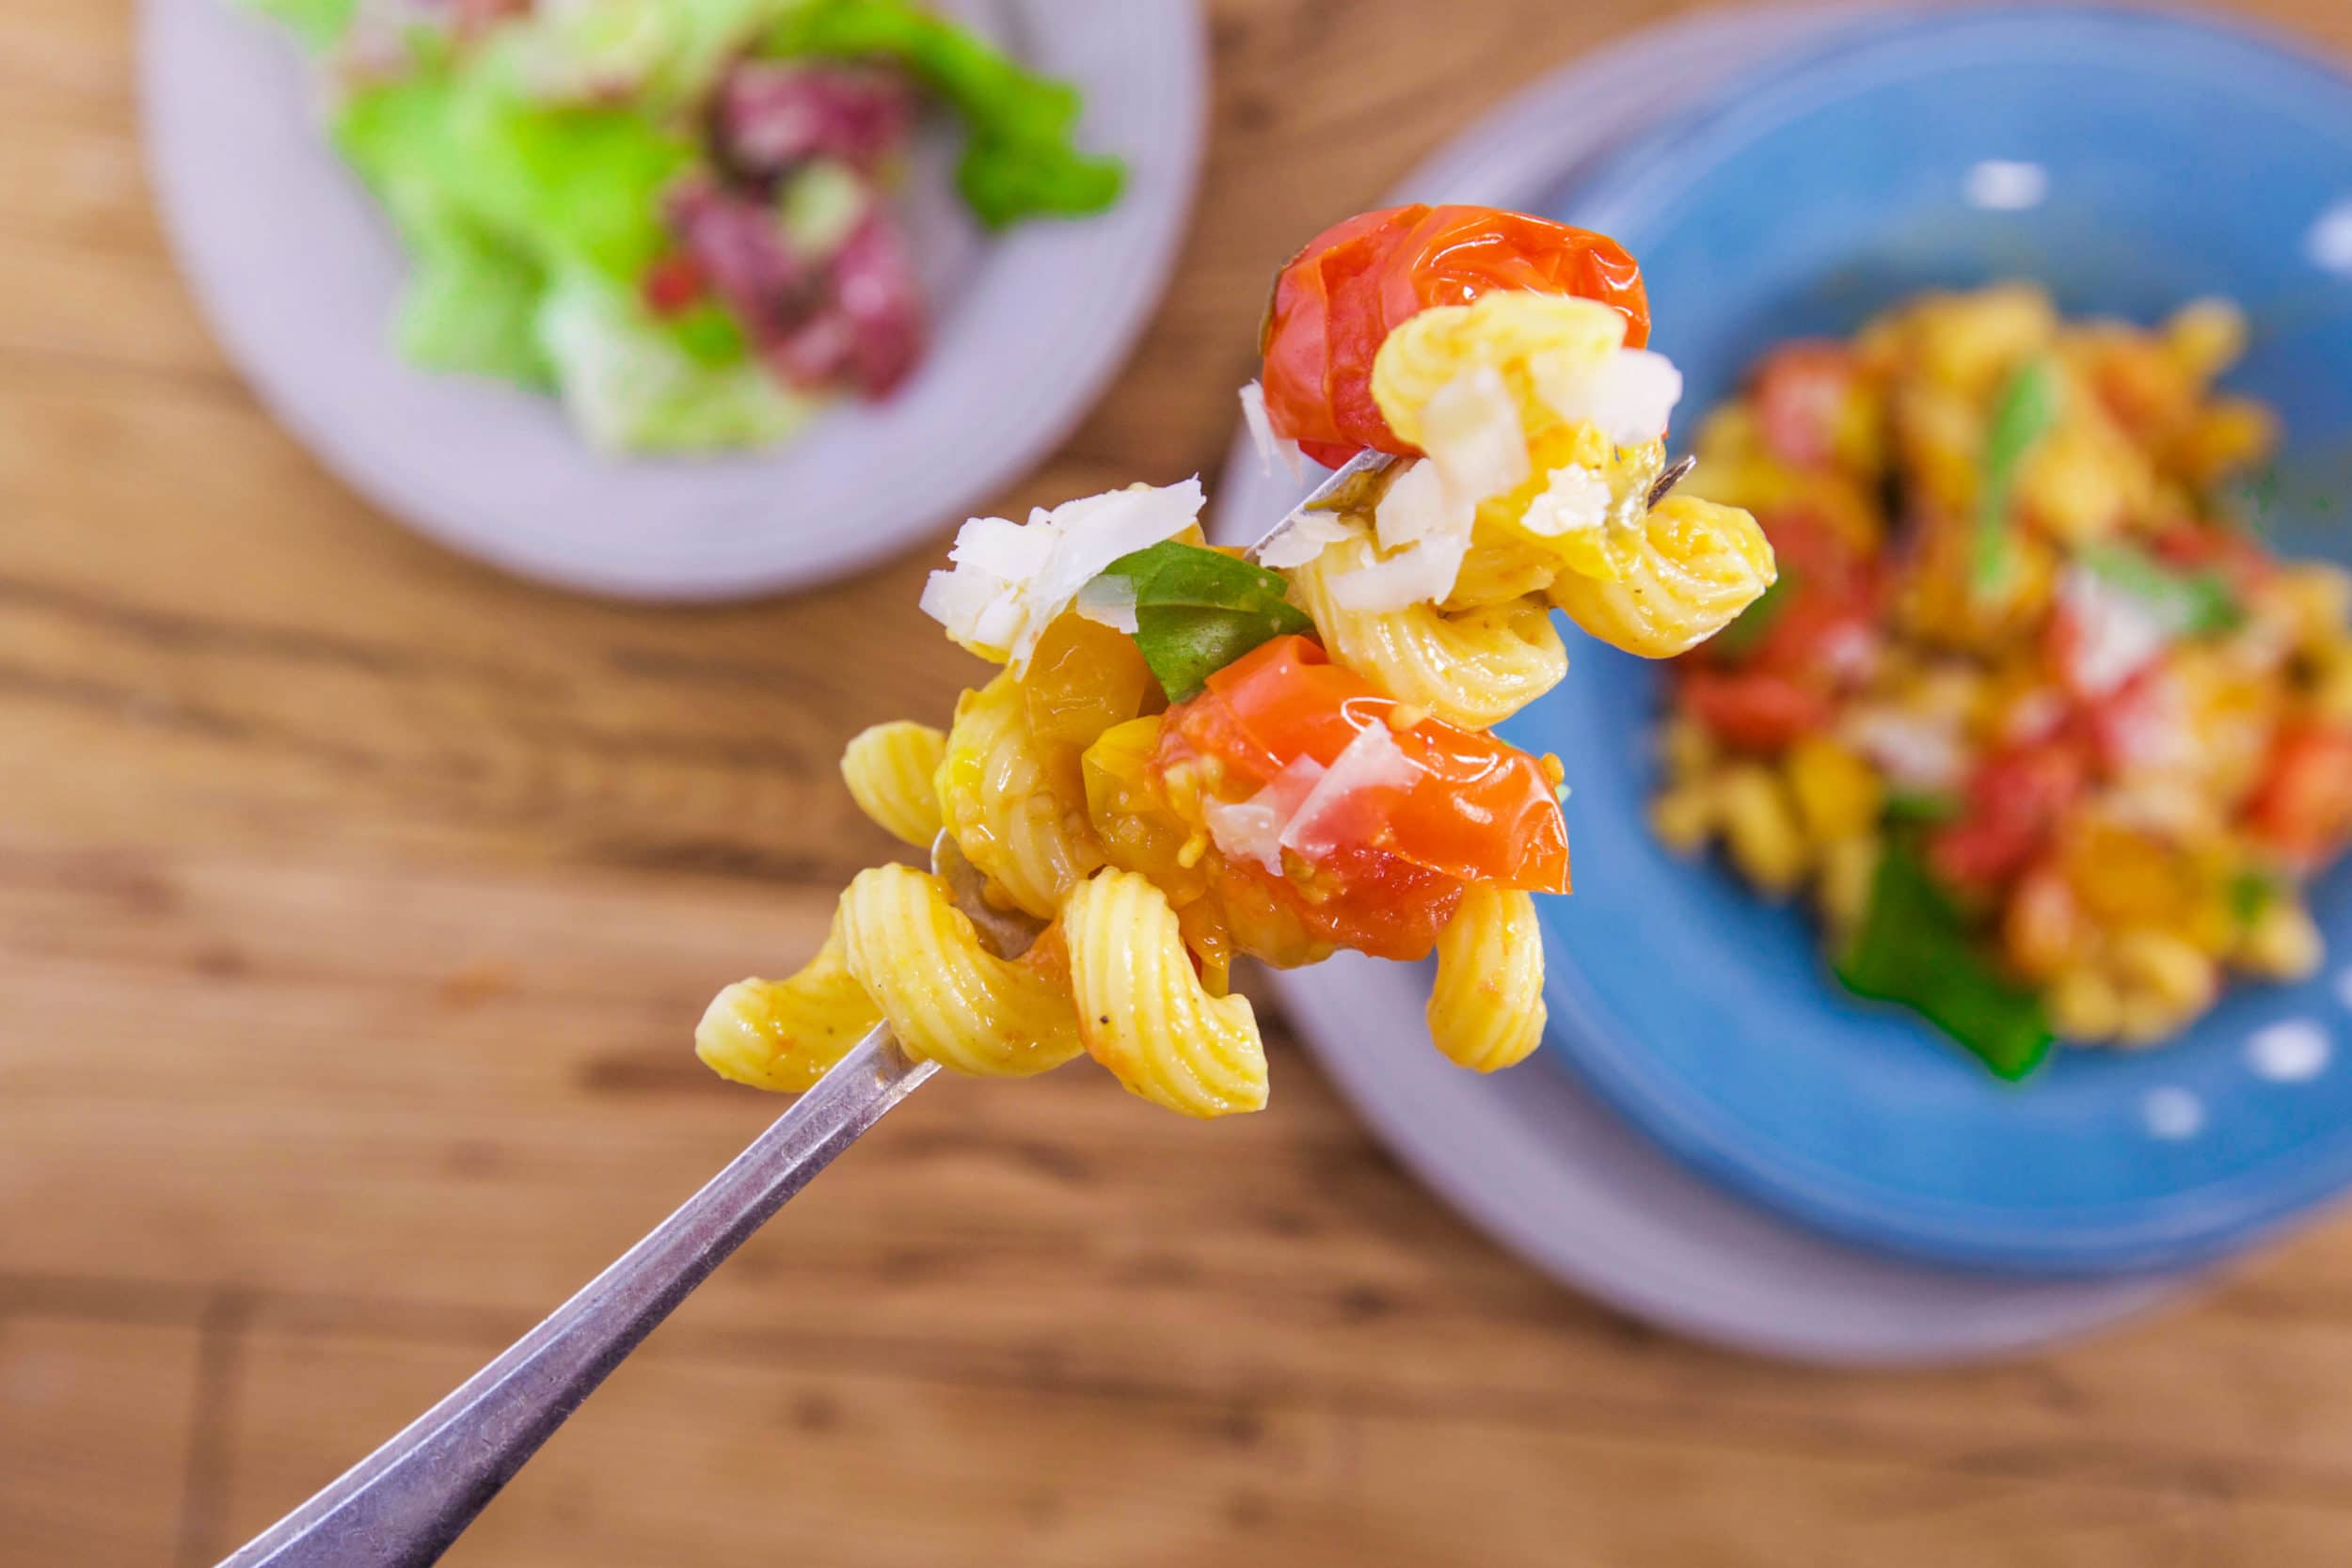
213 443 1696 1568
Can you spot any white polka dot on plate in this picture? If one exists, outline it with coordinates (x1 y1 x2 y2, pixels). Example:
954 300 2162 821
2142 1086 2205 1140
2247 1019 2332 1084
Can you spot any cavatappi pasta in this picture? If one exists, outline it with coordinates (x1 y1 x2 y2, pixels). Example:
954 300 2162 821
695 204 1774 1116
1652 284 2352 1075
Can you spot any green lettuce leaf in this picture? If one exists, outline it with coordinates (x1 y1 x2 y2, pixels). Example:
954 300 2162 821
396 227 554 388
766 0 1124 228
536 270 814 454
1836 842 2053 1080
1970 356 2062 594
1096 542 1314 702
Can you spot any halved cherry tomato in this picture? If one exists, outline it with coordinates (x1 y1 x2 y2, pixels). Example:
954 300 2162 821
1678 668 1834 752
1930 741 2088 889
2246 723 2352 864
1259 204 1650 467
1752 342 1856 470
1155 635 1570 895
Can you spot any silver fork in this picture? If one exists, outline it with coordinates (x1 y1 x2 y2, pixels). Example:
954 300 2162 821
214 445 1697 1568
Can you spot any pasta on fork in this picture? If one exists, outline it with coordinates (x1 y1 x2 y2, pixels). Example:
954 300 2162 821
697 205 1778 1116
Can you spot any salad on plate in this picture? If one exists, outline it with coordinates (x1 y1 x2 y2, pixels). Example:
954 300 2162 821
241 0 1125 452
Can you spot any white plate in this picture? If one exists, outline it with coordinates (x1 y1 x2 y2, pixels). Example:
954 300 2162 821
1214 5 2188 1365
140 0 1205 601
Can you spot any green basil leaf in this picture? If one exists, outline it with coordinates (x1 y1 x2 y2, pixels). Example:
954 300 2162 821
1970 357 2062 594
1097 541 1313 702
1882 790 1963 825
2076 540 2244 637
1711 563 1800 662
1836 842 2054 1080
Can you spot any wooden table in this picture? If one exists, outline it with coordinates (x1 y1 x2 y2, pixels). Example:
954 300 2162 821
13 1 2352 1562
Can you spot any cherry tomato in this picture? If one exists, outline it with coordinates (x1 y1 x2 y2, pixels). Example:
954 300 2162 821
1930 741 2088 889
1260 204 1650 466
1156 635 1570 895
1752 342 1856 470
1677 668 1834 752
2246 723 2352 864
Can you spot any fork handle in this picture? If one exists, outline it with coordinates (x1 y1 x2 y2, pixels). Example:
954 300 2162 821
216 1026 934 1568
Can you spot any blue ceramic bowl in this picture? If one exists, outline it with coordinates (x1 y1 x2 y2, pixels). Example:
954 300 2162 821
1509 4 2352 1274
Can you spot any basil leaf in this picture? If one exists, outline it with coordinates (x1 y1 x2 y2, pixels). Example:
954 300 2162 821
2076 540 2244 637
1970 357 2062 594
1883 790 1963 825
2229 868 2281 929
1836 842 2054 1080
1711 563 1800 662
1098 542 1314 702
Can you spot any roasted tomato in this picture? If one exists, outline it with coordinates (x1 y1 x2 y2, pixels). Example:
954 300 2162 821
1752 342 1857 470
2246 723 2352 864
1678 508 1879 750
1260 204 1650 467
1930 740 2089 889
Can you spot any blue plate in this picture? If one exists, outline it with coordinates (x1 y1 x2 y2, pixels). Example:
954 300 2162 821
1509 4 2352 1275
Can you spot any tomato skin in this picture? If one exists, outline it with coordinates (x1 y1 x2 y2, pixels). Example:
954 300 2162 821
1260 204 1650 465
641 252 707 318
2246 723 2352 864
1156 636 1570 895
1678 668 1833 752
1930 742 2088 889
1752 342 1855 469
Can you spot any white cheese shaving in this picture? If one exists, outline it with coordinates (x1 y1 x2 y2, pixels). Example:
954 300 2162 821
1520 464 1611 538
919 478 1204 668
1328 532 1472 613
1253 510 1354 570
1840 707 1966 791
1281 722 1418 860
2058 565 2169 696
1374 458 1457 551
1072 571 1139 634
1421 366 1531 510
1202 754 1325 877
1535 346 1685 447
1238 380 1305 480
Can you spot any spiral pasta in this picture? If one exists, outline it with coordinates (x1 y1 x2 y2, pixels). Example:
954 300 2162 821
694 915 882 1093
1064 868 1268 1117
1547 495 1779 657
935 672 1105 919
1291 533 1568 729
840 721 947 848
834 863 1084 1078
1426 886 1548 1072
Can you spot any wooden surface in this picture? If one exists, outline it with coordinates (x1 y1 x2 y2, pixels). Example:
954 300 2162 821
12 1 2352 1563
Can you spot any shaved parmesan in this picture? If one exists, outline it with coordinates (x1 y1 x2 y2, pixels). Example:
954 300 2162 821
2058 565 2169 696
1328 532 1472 612
1374 458 1457 551
1841 707 1966 791
1281 722 1418 860
1422 366 1530 508
1522 464 1611 537
1535 346 1685 447
1239 381 1305 480
1073 571 1139 634
1254 510 1354 570
1203 754 1325 876
920 479 1204 667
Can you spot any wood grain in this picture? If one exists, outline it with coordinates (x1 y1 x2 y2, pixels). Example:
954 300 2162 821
11 1 2352 1564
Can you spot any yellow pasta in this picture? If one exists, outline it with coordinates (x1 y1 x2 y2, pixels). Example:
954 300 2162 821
1372 291 1626 450
1064 869 1267 1117
839 721 947 848
934 671 1104 919
1426 886 1548 1072
1547 495 1777 657
1291 534 1567 729
694 915 882 1093
834 863 1084 1078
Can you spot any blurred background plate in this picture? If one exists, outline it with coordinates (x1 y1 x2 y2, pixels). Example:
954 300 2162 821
1220 4 2183 1362
140 0 1204 601
1523 4 2352 1276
